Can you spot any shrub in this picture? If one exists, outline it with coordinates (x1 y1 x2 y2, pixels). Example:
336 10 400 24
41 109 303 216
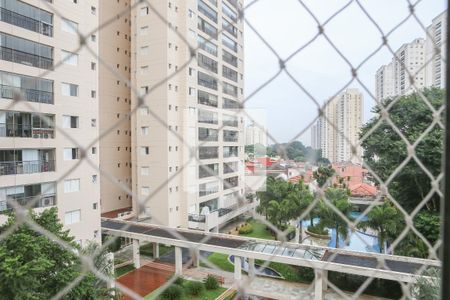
307 224 329 236
204 275 220 290
238 223 253 234
173 276 185 286
185 281 205 296
160 285 183 300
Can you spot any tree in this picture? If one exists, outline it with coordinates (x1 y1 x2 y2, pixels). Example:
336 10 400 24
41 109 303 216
358 202 400 253
361 88 443 213
313 165 335 188
317 188 353 248
287 180 313 242
0 208 117 300
412 268 441 300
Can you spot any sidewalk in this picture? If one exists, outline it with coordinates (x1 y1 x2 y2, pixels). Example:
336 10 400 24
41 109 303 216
182 266 387 300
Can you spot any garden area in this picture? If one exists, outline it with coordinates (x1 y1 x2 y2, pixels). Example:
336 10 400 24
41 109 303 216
146 275 226 300
140 243 174 257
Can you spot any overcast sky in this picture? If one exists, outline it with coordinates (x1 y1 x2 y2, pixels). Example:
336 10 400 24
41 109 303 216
243 0 447 145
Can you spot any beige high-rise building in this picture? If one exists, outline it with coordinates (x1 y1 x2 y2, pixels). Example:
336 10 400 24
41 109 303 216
245 123 267 146
425 11 447 89
375 10 447 100
96 0 251 231
0 0 101 245
375 38 426 100
317 89 363 163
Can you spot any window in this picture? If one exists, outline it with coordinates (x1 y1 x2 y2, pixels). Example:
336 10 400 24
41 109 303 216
63 148 79 160
93 203 98 210
198 109 218 124
0 0 53 36
222 18 238 37
223 82 238 97
224 161 239 174
141 146 149 155
224 176 239 190
141 187 150 196
223 114 238 127
91 147 97 154
91 6 96 15
141 126 149 135
64 209 81 225
64 179 80 193
140 106 149 115
199 127 218 141
91 62 96 70
198 72 217 90
61 18 78 34
0 71 54 104
91 90 96 98
199 146 218 159
198 0 217 23
61 50 78 66
223 50 238 67
198 35 217 56
198 17 217 39
199 181 219 196
140 6 149 15
91 119 97 127
0 33 53 69
199 163 219 178
92 175 97 183
224 130 238 142
223 146 238 157
141 66 149 74
62 115 79 128
222 2 237 21
223 65 238 82
141 167 149 175
222 34 237 52
91 34 96 42
61 83 78 96
198 53 218 73
140 46 149 55
140 26 149 35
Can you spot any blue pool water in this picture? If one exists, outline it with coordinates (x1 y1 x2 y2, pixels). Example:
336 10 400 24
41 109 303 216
302 211 382 253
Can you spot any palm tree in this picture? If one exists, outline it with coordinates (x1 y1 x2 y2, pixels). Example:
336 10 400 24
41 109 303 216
287 180 313 242
317 188 353 248
357 202 399 253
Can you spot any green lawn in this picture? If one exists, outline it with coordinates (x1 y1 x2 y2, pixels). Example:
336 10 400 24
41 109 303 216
115 264 135 278
140 243 174 257
145 281 226 300
238 219 275 240
203 253 235 272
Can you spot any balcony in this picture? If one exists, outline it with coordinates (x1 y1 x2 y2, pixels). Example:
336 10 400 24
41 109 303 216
0 7 53 37
0 194 56 214
1 84 53 104
0 124 55 139
0 160 55 176
0 46 53 70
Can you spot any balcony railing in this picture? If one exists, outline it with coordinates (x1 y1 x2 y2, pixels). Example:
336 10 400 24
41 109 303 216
0 160 55 176
0 46 53 70
1 84 54 104
188 214 206 223
0 124 55 139
0 194 56 214
0 7 53 37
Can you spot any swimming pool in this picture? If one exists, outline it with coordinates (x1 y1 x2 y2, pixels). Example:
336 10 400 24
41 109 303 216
301 211 382 253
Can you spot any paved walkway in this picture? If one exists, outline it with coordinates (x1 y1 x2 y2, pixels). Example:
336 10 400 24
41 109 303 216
182 266 387 300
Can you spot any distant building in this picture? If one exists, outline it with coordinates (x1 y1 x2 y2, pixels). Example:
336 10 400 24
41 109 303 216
245 123 268 146
375 11 447 100
425 11 447 89
315 89 363 163
311 122 321 150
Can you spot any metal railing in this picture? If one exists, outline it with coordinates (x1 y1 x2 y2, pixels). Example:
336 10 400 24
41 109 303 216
0 46 53 70
0 7 53 37
0 160 55 176
0 124 55 138
0 194 56 214
0 84 54 104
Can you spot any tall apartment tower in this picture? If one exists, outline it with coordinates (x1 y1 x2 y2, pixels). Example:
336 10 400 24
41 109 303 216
128 0 250 231
425 11 447 89
0 0 101 245
317 89 363 163
375 10 447 100
375 38 426 100
245 123 267 146
310 121 321 150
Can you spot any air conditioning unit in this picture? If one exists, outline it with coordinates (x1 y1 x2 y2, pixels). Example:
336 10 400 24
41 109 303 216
118 211 131 218
41 197 54 207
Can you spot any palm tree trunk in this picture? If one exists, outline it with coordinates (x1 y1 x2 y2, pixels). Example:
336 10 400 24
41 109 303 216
299 219 303 242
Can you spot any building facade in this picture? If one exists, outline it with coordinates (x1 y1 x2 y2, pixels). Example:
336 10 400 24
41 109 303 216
245 122 267 146
315 89 363 163
375 10 447 100
128 0 250 231
0 0 101 245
